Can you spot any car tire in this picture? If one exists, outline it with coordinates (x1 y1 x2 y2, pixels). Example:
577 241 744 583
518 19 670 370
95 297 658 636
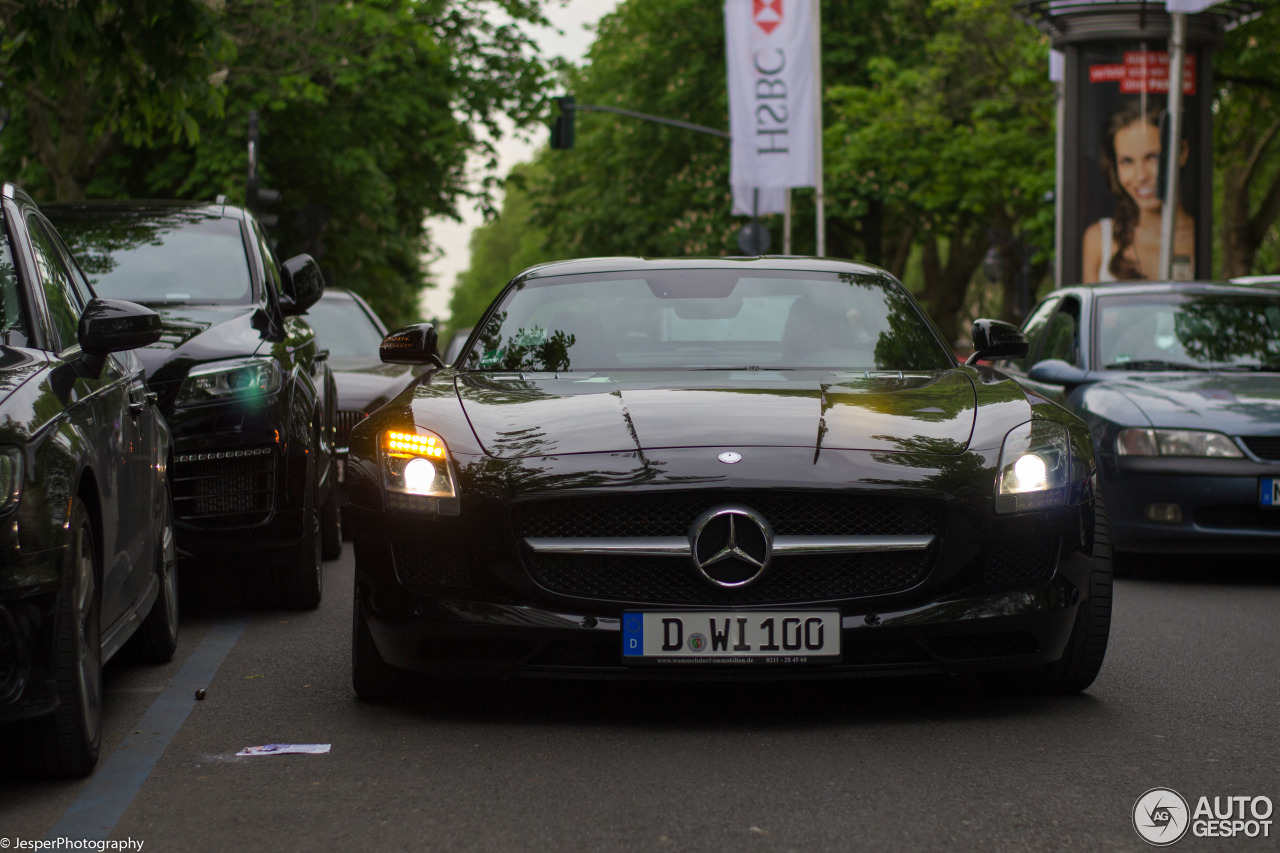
320 480 343 561
352 583 408 702
24 497 102 778
999 493 1113 695
127 480 179 664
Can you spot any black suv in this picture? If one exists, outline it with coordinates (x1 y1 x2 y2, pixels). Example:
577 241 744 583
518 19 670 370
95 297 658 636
47 200 338 609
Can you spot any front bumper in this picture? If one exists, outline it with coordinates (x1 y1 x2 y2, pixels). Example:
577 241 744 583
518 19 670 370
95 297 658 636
0 572 60 722
1101 454 1280 554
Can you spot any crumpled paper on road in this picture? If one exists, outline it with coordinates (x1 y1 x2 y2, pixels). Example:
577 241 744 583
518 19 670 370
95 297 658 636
236 743 331 756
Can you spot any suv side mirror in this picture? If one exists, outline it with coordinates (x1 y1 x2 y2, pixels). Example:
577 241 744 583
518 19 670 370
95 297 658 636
966 318 1029 365
280 254 324 316
380 323 444 367
1027 358 1091 388
79 299 163 355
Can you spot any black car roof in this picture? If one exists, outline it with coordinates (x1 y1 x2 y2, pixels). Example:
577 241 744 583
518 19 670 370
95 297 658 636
40 198 242 222
1056 280 1273 299
516 256 889 280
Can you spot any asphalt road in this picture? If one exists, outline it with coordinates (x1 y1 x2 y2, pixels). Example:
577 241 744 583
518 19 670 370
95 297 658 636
2 550 1277 852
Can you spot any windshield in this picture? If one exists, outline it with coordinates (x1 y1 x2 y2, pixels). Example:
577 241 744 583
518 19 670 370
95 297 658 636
52 213 253 305
462 269 952 372
304 297 386 358
1097 292 1280 370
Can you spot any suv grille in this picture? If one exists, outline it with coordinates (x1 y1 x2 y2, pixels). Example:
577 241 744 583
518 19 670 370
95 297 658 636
335 409 366 451
173 448 276 526
517 492 942 604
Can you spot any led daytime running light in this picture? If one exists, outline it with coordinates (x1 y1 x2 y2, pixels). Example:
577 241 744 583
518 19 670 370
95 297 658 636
385 431 447 459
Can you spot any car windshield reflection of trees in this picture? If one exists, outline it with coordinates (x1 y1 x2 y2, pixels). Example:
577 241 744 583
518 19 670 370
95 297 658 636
52 211 251 304
464 272 951 374
1099 294 1280 371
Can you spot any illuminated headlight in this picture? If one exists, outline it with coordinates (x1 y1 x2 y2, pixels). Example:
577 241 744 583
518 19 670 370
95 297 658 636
996 420 1072 514
380 429 459 514
0 447 22 514
176 357 282 406
1116 428 1242 458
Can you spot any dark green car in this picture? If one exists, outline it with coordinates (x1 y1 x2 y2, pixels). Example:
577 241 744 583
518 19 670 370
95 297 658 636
0 184 175 778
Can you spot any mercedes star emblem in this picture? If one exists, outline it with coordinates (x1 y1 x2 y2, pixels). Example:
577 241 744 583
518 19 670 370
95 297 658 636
688 505 773 588
718 451 742 464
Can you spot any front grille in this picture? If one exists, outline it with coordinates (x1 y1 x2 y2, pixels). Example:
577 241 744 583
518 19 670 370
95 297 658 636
393 542 474 590
516 493 942 605
516 493 944 539
981 536 1060 588
526 551 930 604
1195 505 1280 530
335 409 366 450
173 449 276 526
1241 436 1280 461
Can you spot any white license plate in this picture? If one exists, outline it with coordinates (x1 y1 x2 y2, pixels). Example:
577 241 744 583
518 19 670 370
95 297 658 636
1260 477 1280 508
622 611 841 664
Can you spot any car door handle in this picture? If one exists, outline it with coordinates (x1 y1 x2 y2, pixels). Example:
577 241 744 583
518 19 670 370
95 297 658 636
128 391 157 417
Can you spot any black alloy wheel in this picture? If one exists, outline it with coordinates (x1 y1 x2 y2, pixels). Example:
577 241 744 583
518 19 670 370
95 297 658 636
320 480 343 560
128 479 179 663
25 497 103 777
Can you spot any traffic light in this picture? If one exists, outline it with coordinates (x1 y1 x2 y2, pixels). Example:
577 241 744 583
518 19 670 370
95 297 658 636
550 96 575 150
246 110 282 228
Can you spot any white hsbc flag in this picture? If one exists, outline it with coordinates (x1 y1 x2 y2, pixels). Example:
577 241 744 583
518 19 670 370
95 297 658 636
725 0 819 215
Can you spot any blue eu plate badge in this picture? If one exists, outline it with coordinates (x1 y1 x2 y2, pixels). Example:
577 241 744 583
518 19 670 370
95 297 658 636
623 613 643 657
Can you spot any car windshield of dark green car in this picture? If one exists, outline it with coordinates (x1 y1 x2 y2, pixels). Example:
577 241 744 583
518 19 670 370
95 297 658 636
53 214 253 305
304 298 385 359
1097 292 1280 371
463 270 953 372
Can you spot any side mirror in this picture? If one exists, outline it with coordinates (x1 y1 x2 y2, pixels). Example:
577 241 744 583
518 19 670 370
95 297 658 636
966 318 1028 365
280 254 324 316
380 323 443 367
79 299 163 355
1027 358 1091 388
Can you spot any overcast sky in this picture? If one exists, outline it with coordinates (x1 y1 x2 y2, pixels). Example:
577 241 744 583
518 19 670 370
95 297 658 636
419 0 621 321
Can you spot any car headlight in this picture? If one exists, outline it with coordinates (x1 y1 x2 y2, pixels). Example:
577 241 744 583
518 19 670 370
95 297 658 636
1116 428 1242 458
380 428 460 515
996 420 1072 514
0 447 22 514
175 357 283 407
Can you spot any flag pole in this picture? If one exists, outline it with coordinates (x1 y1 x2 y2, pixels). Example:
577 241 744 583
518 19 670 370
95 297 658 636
784 188 792 254
811 0 825 257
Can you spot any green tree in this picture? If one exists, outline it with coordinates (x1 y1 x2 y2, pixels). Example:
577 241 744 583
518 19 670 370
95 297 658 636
448 162 559 332
0 0 232 201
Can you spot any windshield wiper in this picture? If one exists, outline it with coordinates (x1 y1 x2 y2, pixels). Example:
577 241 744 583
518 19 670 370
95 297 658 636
1216 363 1280 372
1104 359 1207 372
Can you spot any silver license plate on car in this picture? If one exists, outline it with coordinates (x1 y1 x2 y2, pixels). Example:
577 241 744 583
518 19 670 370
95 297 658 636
1260 478 1280 508
622 611 841 665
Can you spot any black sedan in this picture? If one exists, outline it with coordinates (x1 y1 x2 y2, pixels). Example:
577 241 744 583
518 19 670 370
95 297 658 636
1 184 174 777
1002 280 1280 560
346 257 1110 698
46 200 337 608
303 288 419 520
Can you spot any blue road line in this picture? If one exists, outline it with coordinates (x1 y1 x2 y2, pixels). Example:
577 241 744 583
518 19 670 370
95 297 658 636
48 618 250 841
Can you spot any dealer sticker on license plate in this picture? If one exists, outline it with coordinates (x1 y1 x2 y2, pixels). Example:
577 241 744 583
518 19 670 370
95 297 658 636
622 611 841 665
1260 478 1280 508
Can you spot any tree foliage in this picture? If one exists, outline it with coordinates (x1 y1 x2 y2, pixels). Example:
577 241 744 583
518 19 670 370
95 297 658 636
1 0 553 329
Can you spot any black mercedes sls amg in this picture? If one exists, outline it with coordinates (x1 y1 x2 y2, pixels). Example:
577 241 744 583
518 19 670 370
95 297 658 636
345 257 1111 698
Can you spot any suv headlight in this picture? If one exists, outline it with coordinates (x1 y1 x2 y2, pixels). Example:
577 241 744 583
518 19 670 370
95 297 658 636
176 357 283 407
996 420 1072 514
0 447 22 514
1116 428 1242 458
380 428 460 515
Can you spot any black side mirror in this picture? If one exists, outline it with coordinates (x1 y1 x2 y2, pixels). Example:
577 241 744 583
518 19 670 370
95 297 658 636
79 299 163 355
380 323 443 367
280 254 324 316
966 319 1029 365
1027 358 1092 388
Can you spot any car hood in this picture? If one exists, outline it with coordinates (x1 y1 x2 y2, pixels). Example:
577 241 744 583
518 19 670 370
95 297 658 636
455 370 977 458
134 304 267 380
1105 372 1280 434
331 358 418 412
